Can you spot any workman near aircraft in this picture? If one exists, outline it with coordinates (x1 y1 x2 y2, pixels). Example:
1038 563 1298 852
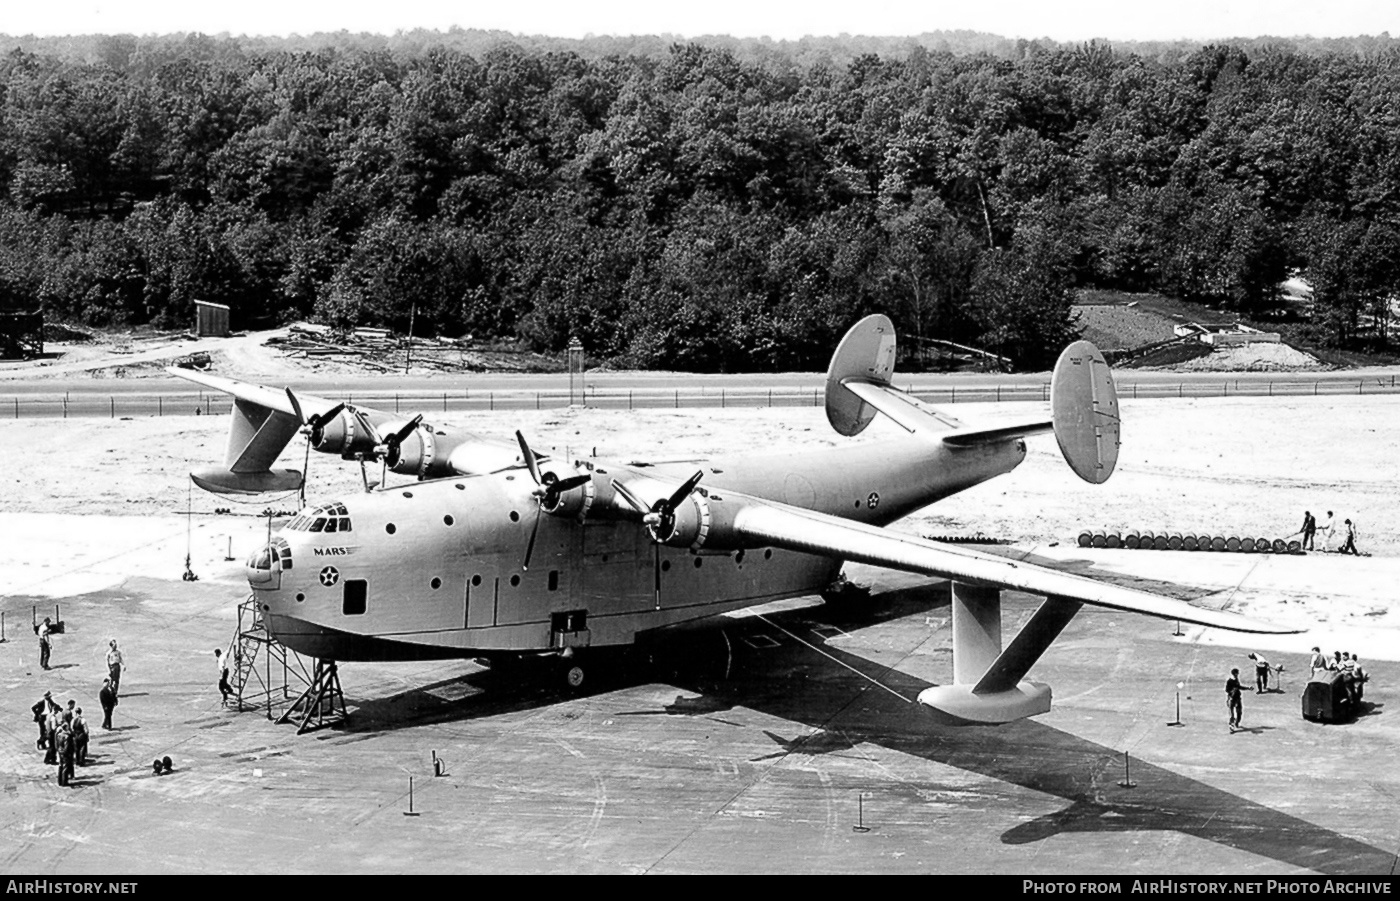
215 648 233 706
31 691 58 750
43 705 61 765
37 617 53 670
55 717 74 787
72 707 89 765
1340 519 1360 556
1309 646 1328 678
1351 656 1367 703
106 640 124 694
1321 511 1336 551
1226 668 1244 732
98 678 117 730
1248 652 1271 693
1300 511 1317 551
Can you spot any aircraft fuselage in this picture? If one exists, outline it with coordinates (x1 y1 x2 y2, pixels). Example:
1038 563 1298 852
247 434 1026 662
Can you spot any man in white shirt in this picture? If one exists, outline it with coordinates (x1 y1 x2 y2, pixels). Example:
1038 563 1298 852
106 640 124 694
1248 652 1272 693
38 617 52 670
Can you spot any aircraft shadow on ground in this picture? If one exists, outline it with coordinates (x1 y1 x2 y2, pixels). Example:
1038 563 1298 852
662 608 1394 874
327 581 1391 873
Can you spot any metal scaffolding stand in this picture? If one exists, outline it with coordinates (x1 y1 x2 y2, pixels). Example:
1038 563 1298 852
230 596 346 733
277 660 347 735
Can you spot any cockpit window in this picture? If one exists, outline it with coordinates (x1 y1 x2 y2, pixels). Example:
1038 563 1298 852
287 503 352 533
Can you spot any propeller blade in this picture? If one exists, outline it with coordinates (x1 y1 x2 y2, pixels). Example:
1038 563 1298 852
664 471 704 513
388 414 423 448
351 407 384 446
285 388 306 425
522 507 541 571
611 479 649 515
554 473 591 493
311 402 345 430
515 431 543 487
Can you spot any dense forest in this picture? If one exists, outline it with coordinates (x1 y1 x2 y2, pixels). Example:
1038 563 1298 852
2 32 1399 370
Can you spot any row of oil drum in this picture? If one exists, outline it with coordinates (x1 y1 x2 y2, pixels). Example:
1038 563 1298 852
1076 530 1304 553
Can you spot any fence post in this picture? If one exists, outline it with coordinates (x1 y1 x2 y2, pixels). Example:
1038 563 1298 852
443 393 447 412
722 389 726 409
159 396 163 417
110 397 114 418
629 390 633 411
395 393 400 413
490 392 494 411
675 390 679 409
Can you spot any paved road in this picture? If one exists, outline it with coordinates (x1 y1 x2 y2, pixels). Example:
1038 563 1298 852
4 367 1400 419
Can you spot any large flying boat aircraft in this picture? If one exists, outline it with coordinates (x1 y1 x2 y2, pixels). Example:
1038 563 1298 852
175 315 1293 725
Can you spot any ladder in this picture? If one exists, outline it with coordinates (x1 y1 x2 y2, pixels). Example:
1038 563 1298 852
227 596 345 732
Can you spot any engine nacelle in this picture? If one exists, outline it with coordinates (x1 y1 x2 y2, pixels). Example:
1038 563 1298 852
312 409 380 459
386 425 438 478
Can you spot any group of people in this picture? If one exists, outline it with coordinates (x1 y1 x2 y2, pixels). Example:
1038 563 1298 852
1309 646 1368 703
29 691 90 787
1297 510 1361 555
1228 646 1373 731
28 638 127 787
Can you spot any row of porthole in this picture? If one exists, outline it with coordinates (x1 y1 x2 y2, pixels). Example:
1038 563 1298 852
379 484 471 535
295 547 776 603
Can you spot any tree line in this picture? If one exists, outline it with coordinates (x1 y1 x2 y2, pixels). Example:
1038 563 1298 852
2 36 1399 370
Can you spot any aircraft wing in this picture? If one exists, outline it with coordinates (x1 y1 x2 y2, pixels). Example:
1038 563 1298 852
172 369 345 422
729 499 1293 635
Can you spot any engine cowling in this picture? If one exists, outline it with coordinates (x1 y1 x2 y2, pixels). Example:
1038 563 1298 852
311 409 379 459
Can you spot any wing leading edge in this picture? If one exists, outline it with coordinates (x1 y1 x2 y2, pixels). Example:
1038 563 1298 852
730 499 1294 635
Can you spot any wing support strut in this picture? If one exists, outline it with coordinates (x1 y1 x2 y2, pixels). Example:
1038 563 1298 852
918 583 1083 724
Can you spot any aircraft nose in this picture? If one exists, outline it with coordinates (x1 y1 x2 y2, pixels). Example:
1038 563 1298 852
246 538 293 588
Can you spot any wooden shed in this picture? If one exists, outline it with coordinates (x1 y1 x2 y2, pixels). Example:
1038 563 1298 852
194 300 230 337
0 308 44 359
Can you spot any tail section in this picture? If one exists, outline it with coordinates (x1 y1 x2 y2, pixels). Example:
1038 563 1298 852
824 317 1121 485
1050 341 1120 484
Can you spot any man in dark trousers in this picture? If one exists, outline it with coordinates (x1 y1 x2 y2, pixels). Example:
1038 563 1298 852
37 616 53 670
215 648 234 706
1300 511 1317 551
72 707 89 766
98 678 118 730
1226 668 1244 733
1248 652 1271 692
55 716 75 787
43 705 60 765
31 691 57 750
1341 519 1361 556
